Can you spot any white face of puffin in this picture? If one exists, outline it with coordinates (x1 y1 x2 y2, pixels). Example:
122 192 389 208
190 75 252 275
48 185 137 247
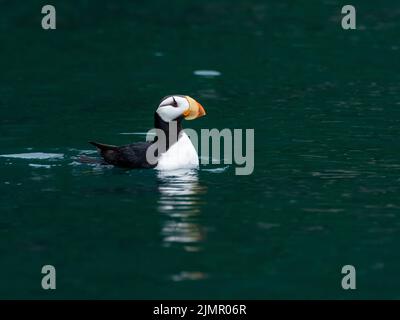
156 96 189 122
156 95 206 122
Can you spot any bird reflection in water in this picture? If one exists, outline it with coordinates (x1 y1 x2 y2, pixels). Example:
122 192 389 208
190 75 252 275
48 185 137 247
157 169 207 252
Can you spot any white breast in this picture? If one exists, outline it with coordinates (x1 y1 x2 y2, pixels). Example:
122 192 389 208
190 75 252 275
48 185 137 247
155 132 199 171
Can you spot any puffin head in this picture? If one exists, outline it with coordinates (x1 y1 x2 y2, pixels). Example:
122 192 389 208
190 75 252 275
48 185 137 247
156 95 206 122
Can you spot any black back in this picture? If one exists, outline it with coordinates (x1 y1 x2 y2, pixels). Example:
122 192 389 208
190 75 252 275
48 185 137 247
90 113 184 169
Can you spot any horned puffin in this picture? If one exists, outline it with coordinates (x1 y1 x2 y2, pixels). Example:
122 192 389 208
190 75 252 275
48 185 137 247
87 95 206 170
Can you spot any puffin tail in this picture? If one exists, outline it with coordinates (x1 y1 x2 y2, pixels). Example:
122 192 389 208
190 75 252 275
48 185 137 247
89 141 120 166
89 141 118 151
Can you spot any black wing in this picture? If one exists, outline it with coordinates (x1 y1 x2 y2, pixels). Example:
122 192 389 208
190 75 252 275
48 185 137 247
89 141 156 169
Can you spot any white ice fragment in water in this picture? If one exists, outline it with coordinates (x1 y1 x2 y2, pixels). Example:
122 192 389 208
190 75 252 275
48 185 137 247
193 70 221 77
171 271 208 282
202 166 229 173
69 161 82 166
29 164 52 169
0 152 64 160
77 149 98 154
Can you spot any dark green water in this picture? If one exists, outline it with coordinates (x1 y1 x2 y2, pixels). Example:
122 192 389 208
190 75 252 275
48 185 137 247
1 1 400 299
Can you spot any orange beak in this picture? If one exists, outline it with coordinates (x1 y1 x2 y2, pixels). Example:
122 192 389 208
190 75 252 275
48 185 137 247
183 96 206 120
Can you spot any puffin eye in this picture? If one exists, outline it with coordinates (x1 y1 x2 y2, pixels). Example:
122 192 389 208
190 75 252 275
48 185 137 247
159 96 178 108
